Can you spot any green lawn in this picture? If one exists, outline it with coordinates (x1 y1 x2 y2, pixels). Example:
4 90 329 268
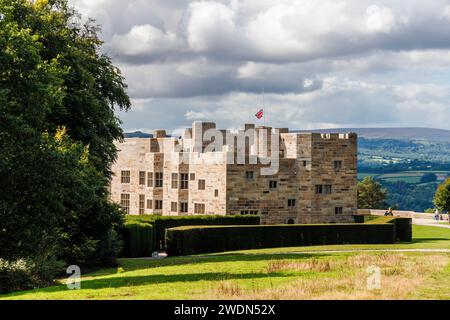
358 170 450 184
1 225 449 300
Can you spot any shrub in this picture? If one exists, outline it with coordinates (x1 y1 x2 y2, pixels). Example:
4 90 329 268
394 218 412 242
121 221 154 258
166 223 398 256
353 215 365 223
124 215 260 251
152 215 260 250
0 259 34 294
0 257 64 294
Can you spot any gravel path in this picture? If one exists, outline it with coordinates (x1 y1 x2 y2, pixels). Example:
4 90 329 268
413 218 450 229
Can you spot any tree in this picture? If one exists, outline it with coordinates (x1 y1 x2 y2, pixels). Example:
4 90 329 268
420 173 437 184
0 0 129 288
434 178 450 213
357 177 388 209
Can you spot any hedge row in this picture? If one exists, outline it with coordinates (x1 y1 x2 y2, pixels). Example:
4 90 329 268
152 215 260 250
123 215 261 253
121 221 154 258
165 222 401 256
394 218 412 242
355 216 412 242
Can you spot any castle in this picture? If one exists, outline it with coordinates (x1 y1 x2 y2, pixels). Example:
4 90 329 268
110 122 358 224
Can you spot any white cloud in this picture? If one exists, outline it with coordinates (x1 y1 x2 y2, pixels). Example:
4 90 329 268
187 1 240 52
365 5 397 33
111 24 180 58
70 0 450 130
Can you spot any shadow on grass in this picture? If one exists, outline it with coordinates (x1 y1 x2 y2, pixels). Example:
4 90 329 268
117 253 327 273
7 271 293 297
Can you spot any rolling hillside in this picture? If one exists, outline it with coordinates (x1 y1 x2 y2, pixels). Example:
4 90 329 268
296 127 450 143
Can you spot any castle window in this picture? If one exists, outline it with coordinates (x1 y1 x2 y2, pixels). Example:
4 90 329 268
147 172 153 187
171 202 178 213
147 199 153 209
315 185 323 194
198 179 206 190
215 189 219 197
334 160 342 170
139 171 146 185
180 173 189 189
190 173 196 181
180 202 188 213
241 210 258 215
171 173 178 189
335 207 343 215
194 203 205 214
139 194 145 215
155 200 163 210
316 184 332 194
246 171 254 180
155 173 163 188
121 171 130 184
120 194 130 214
303 161 307 167
269 180 278 189
288 199 296 207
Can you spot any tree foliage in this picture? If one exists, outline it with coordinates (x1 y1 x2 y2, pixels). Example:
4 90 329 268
420 173 437 184
357 177 388 209
0 0 130 289
434 178 450 213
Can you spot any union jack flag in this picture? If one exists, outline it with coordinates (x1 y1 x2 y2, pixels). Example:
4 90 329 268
255 109 264 119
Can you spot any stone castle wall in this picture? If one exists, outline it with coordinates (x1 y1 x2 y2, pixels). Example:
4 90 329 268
109 122 357 224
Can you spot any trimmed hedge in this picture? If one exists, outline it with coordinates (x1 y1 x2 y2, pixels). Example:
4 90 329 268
123 215 261 252
166 222 399 256
394 218 412 242
152 215 260 250
121 221 154 258
355 216 412 242
353 215 366 223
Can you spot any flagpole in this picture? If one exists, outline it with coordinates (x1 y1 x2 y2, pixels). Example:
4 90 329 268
263 88 266 127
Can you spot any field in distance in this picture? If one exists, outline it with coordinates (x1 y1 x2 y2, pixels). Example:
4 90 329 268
358 171 450 184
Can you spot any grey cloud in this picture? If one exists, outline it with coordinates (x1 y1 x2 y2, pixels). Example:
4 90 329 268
98 0 450 65
70 0 450 130
121 61 322 98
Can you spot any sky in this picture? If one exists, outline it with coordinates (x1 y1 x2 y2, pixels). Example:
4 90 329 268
70 0 450 132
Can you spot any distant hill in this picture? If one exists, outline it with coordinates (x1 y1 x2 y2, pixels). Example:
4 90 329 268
124 127 450 142
124 131 153 138
295 127 450 142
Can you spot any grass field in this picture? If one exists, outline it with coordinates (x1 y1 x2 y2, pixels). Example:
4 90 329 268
358 171 450 184
1 225 449 300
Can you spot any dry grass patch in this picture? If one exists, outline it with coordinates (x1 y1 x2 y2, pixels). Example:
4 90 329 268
210 253 449 300
266 259 332 273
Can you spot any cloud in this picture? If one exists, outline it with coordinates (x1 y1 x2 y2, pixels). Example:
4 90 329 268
365 5 397 33
110 24 181 61
70 0 450 130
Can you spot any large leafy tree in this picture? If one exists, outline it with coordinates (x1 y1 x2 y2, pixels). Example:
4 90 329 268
0 0 130 272
357 177 388 209
434 178 450 214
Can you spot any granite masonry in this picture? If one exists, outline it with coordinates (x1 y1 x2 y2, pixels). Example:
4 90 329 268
110 122 358 224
